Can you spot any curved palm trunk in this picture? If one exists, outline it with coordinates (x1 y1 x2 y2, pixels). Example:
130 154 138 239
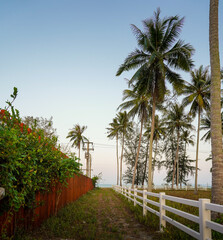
132 117 144 188
182 141 187 189
194 107 201 193
209 0 223 208
142 142 149 186
120 132 125 186
116 134 119 186
152 140 158 184
172 131 180 189
147 94 156 191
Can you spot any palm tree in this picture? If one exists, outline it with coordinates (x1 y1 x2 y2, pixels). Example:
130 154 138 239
166 103 194 189
118 85 149 188
182 65 210 193
66 124 88 163
210 0 223 208
107 117 120 185
116 9 194 191
116 111 132 186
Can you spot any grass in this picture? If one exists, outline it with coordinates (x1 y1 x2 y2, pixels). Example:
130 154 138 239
14 188 223 240
14 188 153 240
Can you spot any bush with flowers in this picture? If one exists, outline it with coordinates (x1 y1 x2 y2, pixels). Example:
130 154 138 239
0 88 79 227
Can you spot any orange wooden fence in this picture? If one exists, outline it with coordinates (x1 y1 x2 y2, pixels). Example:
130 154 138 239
0 174 93 237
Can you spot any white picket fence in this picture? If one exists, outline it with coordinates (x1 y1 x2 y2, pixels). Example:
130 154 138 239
113 185 223 240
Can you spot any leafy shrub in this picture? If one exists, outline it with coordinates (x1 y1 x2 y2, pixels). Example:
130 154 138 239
0 88 80 236
92 172 102 187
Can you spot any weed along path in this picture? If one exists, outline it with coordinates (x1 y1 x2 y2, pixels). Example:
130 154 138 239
19 188 156 240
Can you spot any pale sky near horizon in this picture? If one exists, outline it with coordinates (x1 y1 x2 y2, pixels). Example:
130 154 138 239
0 0 222 186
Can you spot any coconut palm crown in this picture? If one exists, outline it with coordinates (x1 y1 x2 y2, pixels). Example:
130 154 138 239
67 124 88 162
116 8 194 191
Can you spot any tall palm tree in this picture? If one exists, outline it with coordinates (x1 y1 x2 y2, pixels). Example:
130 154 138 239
210 0 223 207
116 9 194 191
66 124 88 163
107 117 120 185
116 111 132 186
182 65 210 193
118 85 149 188
166 103 194 189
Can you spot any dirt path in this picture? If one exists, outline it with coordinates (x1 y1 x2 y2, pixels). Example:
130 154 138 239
19 188 156 240
95 188 154 240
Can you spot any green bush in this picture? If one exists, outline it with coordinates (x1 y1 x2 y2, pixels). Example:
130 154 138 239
0 88 80 236
92 173 102 187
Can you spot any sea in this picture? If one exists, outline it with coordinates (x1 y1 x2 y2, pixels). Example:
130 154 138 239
98 184 113 188
97 183 211 189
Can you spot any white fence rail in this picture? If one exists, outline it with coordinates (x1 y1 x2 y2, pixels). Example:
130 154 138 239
113 185 223 240
133 185 211 191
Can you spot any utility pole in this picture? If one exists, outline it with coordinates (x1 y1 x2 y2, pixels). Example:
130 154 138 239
82 141 94 177
89 154 92 178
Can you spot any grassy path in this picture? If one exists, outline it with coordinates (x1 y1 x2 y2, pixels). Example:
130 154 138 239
17 188 155 240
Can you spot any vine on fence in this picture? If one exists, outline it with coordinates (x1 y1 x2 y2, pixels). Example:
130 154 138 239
0 88 80 237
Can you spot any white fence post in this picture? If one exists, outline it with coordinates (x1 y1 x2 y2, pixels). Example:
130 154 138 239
159 192 166 231
121 186 123 195
128 187 131 202
134 188 137 206
199 198 211 240
143 190 147 216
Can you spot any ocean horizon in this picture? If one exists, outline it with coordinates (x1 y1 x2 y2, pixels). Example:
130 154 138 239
98 184 113 188
97 183 211 189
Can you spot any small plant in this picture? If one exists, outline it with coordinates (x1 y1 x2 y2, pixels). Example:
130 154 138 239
92 172 102 187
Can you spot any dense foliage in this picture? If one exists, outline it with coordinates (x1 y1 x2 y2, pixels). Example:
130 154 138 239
0 88 79 216
123 125 148 186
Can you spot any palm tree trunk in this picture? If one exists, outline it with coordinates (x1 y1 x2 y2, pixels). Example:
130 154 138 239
147 94 156 191
136 163 139 186
116 134 119 186
172 131 180 189
194 107 201 193
142 142 149 186
120 132 125 186
209 0 223 208
152 140 158 185
132 117 144 188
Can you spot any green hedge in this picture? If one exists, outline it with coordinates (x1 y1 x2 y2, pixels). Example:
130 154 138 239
0 102 79 217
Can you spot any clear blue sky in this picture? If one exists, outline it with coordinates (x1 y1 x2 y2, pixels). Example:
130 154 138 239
0 0 222 185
